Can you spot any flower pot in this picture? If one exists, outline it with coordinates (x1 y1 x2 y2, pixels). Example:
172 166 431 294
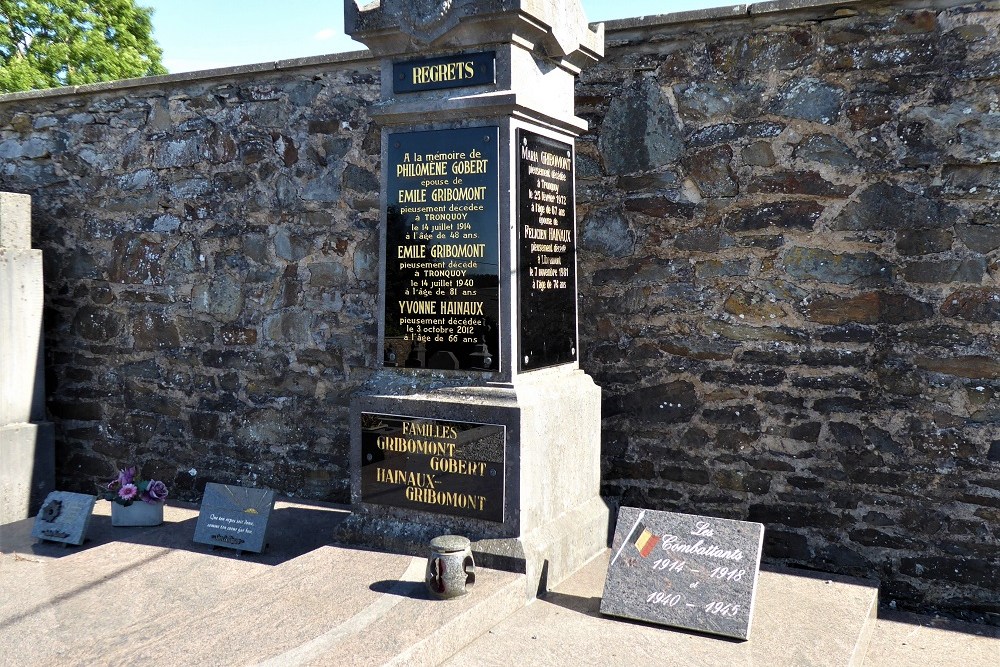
111 501 164 527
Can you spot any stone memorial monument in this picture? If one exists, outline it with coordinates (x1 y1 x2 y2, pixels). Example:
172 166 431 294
1 192 55 525
342 0 606 595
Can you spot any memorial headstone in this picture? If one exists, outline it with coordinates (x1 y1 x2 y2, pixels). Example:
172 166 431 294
344 0 607 595
601 506 765 641
31 491 96 546
193 483 275 554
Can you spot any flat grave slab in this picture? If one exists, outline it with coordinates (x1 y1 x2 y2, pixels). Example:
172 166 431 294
30 491 96 546
600 506 764 640
193 483 275 553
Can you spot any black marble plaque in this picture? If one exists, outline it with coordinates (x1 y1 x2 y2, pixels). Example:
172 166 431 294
393 51 496 93
516 130 577 371
193 483 275 553
31 491 96 546
384 127 500 372
360 412 505 523
601 506 765 641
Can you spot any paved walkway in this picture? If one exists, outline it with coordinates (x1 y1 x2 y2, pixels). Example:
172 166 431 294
1 500 997 666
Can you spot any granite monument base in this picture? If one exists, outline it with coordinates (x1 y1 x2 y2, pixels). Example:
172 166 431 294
340 368 610 598
0 422 54 525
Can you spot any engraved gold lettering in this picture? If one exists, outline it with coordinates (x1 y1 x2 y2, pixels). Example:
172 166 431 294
397 245 426 259
431 186 487 202
396 161 446 177
439 301 483 315
404 486 487 512
398 188 426 203
430 244 486 259
412 61 477 85
399 300 437 315
402 421 459 441
429 456 487 476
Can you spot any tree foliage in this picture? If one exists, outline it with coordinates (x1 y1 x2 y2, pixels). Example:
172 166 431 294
0 0 166 93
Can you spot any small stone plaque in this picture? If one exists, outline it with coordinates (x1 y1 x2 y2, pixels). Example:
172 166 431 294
601 506 765 640
361 412 505 522
193 483 275 553
31 491 96 546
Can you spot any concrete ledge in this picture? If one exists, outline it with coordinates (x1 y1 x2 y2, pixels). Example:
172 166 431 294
3 507 996 665
1 248 45 426
600 0 980 33
864 609 1000 666
0 49 378 104
445 550 879 666
0 501 526 665
0 423 54 525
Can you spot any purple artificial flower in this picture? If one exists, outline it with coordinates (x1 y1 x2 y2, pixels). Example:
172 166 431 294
118 483 138 502
120 467 136 486
145 480 168 503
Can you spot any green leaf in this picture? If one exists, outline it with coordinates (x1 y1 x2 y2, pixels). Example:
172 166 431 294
0 0 166 93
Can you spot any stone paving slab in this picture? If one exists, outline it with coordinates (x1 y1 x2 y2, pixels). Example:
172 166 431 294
0 500 524 666
4 503 999 666
445 550 879 667
863 610 1000 667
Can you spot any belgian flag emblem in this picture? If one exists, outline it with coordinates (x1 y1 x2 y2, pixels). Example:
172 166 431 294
634 524 660 558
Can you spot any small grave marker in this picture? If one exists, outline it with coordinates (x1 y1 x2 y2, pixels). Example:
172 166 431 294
600 506 765 640
193 483 275 554
31 491 96 546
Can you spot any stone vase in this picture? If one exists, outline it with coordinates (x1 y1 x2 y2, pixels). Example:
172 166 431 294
426 535 476 599
111 501 164 527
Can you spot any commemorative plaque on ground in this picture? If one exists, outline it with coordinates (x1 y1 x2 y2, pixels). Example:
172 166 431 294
31 491 96 546
361 413 505 523
601 506 765 640
193 483 275 553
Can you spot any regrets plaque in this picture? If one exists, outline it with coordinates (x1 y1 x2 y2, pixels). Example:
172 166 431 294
360 412 505 523
517 130 577 371
385 126 500 372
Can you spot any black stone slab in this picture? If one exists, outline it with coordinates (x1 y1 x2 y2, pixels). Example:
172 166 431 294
384 126 500 372
516 130 577 371
600 506 765 641
393 51 496 93
360 412 505 522
31 491 96 546
193 483 275 553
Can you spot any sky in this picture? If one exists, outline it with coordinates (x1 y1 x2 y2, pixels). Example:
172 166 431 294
144 1 733 74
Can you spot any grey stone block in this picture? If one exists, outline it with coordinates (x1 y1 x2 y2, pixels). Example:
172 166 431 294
0 248 45 425
0 192 30 249
0 422 55 525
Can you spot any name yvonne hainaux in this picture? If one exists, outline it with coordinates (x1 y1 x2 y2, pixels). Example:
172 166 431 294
658 534 745 561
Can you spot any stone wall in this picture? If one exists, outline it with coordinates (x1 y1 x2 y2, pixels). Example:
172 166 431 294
0 0 998 623
0 55 382 502
578 0 1000 623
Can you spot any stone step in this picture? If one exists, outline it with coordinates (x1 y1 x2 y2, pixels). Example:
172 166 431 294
444 549 880 667
0 500 526 666
9 502 999 666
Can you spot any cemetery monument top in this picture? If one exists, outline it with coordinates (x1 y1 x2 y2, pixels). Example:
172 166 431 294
346 0 603 71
